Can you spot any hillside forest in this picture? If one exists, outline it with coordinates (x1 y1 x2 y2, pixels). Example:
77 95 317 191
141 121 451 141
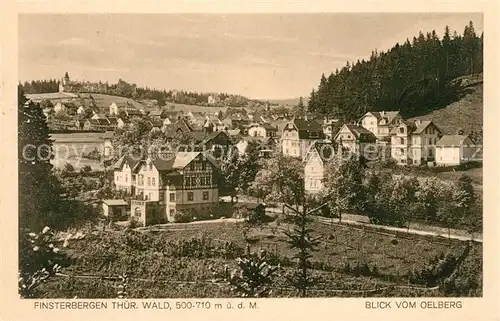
307 21 483 121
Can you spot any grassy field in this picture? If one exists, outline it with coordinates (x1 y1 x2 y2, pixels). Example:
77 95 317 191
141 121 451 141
410 81 483 136
87 93 232 114
39 217 482 298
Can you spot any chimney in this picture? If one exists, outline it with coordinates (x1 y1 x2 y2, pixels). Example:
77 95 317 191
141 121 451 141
415 119 421 125
380 111 385 117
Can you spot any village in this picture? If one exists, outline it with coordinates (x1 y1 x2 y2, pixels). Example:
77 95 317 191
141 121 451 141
26 72 480 227
16 14 486 300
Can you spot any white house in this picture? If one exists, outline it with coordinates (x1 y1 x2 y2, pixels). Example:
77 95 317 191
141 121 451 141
303 141 336 193
359 111 402 140
435 135 476 166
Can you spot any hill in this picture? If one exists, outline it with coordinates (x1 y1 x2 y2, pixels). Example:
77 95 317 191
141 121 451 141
87 93 230 114
410 77 483 139
266 97 304 107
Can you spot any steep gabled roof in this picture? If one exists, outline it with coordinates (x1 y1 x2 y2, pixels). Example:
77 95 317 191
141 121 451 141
413 120 442 134
112 155 140 170
304 140 337 164
103 130 114 139
363 111 400 124
341 124 377 142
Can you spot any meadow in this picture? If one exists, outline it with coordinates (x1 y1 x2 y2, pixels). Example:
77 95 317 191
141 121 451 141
39 217 482 298
51 133 104 170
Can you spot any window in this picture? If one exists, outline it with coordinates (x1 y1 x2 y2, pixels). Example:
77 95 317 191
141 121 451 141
400 148 405 155
203 191 209 200
134 207 141 217
170 193 175 202
170 209 175 216
428 138 432 145
400 137 404 144
138 175 144 185
147 177 151 186
185 177 190 186
159 192 164 201
152 178 156 186
347 135 351 139
149 163 153 170
201 161 207 170
149 193 153 200
428 149 433 157
125 174 128 183
190 162 195 171
188 192 194 201
399 127 405 134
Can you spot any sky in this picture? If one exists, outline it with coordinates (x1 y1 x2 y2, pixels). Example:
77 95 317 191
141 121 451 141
18 13 483 100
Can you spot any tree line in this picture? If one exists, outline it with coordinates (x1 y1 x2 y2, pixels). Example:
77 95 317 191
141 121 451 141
19 76 263 108
308 21 483 121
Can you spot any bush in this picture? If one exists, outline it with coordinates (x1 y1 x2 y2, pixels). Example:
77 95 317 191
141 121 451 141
174 210 195 223
80 165 92 174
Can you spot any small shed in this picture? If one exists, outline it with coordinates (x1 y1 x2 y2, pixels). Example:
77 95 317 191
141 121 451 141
102 199 129 221
233 202 266 221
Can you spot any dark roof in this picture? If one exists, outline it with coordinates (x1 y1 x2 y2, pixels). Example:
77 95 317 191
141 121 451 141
126 108 142 116
149 118 164 127
293 118 322 131
283 118 324 139
112 155 140 170
163 118 194 137
342 124 377 142
88 119 110 126
107 117 118 125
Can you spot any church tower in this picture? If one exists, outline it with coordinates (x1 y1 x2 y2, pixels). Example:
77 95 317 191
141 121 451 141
59 72 70 92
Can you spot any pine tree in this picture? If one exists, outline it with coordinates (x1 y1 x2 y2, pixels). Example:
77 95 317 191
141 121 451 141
18 88 62 230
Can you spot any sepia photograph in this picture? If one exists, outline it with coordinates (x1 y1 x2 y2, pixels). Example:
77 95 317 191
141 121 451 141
16 12 485 300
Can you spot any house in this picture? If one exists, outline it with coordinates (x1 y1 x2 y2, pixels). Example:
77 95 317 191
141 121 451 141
208 95 219 105
390 119 442 166
107 117 118 129
163 118 194 139
116 117 131 129
54 102 78 115
247 123 278 138
281 118 325 159
127 152 220 226
148 118 164 129
76 105 86 115
83 119 111 131
334 124 377 157
359 111 402 140
125 107 143 118
304 141 337 193
148 110 165 119
322 118 340 140
102 199 129 221
103 131 114 158
113 155 139 194
91 112 108 121
109 102 123 116
112 155 139 194
188 130 233 154
435 135 476 166
236 136 278 157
